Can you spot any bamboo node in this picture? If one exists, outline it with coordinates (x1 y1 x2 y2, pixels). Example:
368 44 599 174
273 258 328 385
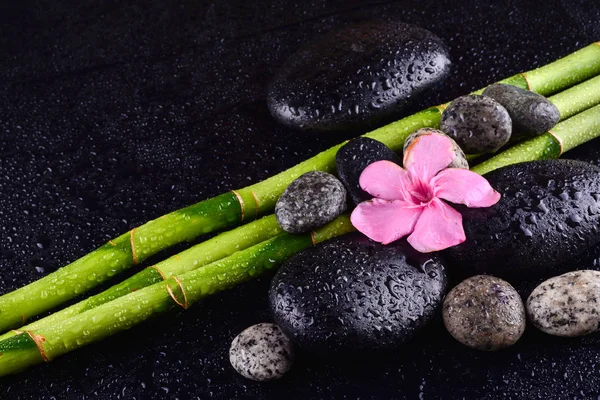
149 265 167 281
129 228 139 265
231 190 245 222
250 191 260 220
166 276 189 309
310 231 317 245
521 72 533 90
434 104 447 114
547 130 564 155
26 331 50 362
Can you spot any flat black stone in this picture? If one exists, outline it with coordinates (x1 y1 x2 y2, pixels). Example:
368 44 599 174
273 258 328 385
267 20 451 133
444 160 600 280
269 234 448 353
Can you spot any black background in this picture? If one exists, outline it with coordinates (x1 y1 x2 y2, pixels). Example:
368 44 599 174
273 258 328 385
1 0 600 399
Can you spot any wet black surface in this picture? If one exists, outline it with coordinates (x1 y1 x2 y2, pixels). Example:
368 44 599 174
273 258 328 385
1 0 600 399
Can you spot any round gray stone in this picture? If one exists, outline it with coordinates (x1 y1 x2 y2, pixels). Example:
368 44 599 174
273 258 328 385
403 128 469 170
275 171 347 233
441 94 512 154
482 83 560 140
527 270 600 337
443 275 526 351
229 323 295 381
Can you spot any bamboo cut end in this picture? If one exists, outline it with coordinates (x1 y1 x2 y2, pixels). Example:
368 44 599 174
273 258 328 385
547 130 564 156
25 331 50 362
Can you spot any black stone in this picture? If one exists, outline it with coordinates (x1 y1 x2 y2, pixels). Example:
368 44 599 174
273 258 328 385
275 171 347 233
404 128 469 169
482 84 560 140
269 233 448 353
267 21 451 133
444 159 600 280
335 137 402 206
441 94 512 153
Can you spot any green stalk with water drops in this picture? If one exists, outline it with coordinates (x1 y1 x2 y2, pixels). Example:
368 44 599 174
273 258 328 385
0 215 283 341
0 216 355 376
3 45 600 373
472 105 600 175
1 43 600 333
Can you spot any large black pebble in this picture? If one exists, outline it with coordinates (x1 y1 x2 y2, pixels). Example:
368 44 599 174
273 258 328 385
482 84 560 140
335 137 402 206
269 233 448 353
267 21 451 132
444 159 600 280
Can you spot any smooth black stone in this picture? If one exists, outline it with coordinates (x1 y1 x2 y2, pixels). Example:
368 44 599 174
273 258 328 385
275 171 347 233
441 94 512 153
483 84 560 140
403 128 469 169
267 20 451 132
335 137 402 205
444 159 600 280
269 233 448 353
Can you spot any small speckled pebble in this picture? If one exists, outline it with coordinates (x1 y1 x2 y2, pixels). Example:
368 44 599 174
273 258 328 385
275 171 347 233
335 137 402 206
441 94 512 154
229 323 295 381
404 128 469 169
527 270 600 337
443 275 525 351
482 83 560 140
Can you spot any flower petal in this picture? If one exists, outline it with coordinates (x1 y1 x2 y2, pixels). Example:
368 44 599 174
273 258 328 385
431 168 501 208
407 198 465 252
351 198 422 244
403 132 455 183
359 160 415 202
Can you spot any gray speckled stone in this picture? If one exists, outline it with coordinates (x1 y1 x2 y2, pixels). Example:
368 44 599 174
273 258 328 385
229 323 295 381
403 128 469 169
275 171 347 233
527 270 600 337
443 275 525 351
482 83 560 140
441 94 512 154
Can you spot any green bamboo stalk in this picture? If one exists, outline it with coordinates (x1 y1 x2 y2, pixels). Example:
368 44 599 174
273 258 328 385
3 70 600 374
0 215 282 341
0 216 355 376
14 75 600 340
1 43 600 333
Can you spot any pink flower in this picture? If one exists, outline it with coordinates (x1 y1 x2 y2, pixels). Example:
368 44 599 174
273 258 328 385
350 132 501 253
